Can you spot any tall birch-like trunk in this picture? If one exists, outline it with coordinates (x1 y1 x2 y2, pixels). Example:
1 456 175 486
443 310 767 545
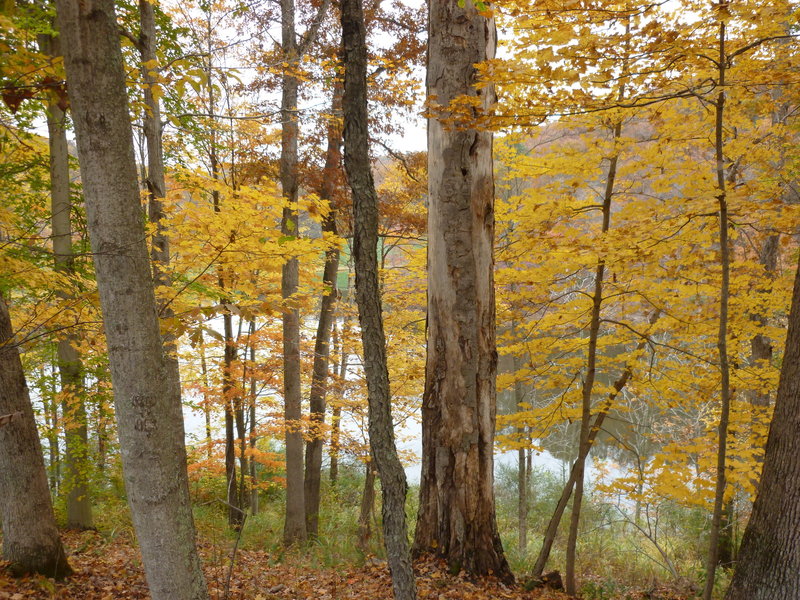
38 30 93 532
304 81 343 536
55 0 208 596
0 296 72 579
413 0 511 583
341 0 416 596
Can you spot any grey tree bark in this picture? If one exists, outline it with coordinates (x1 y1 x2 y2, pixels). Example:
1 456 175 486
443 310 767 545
341 0 417 596
412 0 511 583
38 30 93 532
304 80 343 536
55 0 208 597
137 0 183 403
0 295 72 579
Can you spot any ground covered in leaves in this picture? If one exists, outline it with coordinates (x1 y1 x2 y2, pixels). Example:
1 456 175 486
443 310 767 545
0 531 694 600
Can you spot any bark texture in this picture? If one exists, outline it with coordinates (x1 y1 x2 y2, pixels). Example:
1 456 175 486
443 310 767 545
280 0 306 546
725 257 800 600
138 0 183 405
304 81 343 536
341 0 417 596
413 0 511 583
54 0 208 597
0 296 72 579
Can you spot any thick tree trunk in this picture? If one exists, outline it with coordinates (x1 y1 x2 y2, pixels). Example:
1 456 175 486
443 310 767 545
341 0 417 597
38 31 93 532
280 0 306 546
0 296 72 579
304 81 343 536
413 0 511 583
724 261 800 599
54 1 208 597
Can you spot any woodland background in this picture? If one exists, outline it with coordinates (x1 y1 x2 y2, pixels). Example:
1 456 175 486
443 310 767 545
0 0 798 598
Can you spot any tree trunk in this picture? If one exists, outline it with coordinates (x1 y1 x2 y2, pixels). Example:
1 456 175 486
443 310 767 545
248 320 259 515
357 464 377 554
199 332 213 460
280 0 306 546
532 368 632 578
223 313 243 528
413 0 511 583
703 22 732 600
513 355 528 551
724 262 800 599
304 80 343 536
44 370 60 494
138 0 182 404
54 1 208 596
0 296 72 579
341 0 416 596
564 120 622 596
38 30 93 532
330 281 352 485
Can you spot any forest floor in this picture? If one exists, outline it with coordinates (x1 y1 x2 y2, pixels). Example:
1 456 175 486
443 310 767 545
0 530 694 600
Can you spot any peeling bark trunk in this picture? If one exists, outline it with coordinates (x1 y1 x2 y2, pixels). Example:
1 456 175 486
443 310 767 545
304 81 343 536
413 0 511 582
341 0 416 596
0 296 72 579
725 261 800 600
55 0 208 596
